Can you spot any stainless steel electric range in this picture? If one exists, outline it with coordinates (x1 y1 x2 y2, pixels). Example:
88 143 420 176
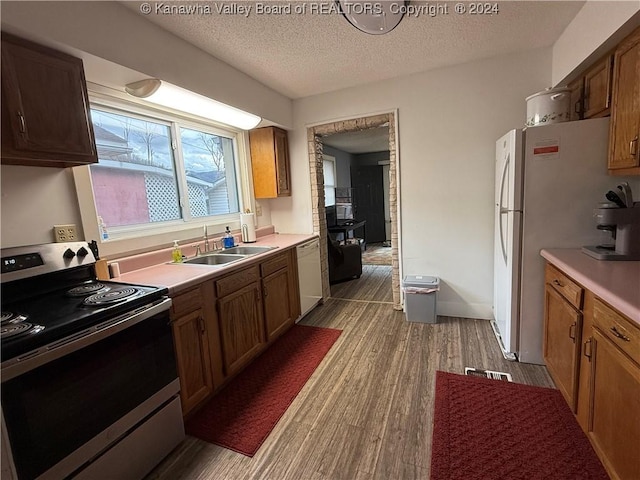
1 242 184 480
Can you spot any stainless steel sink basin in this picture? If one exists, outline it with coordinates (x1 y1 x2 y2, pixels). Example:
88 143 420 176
221 246 276 255
183 254 246 266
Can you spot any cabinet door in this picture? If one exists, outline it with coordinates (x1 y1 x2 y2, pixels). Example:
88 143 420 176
1 33 97 167
609 28 640 172
583 55 613 119
218 282 265 376
567 77 584 121
249 127 291 198
273 127 291 196
263 268 293 342
589 329 640 480
543 285 582 411
172 309 213 415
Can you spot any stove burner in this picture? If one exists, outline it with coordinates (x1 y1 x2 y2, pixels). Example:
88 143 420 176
1 322 44 340
83 287 139 306
1 312 28 326
67 282 107 297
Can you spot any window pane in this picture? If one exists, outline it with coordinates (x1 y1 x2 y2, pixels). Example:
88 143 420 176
180 127 239 218
90 109 179 228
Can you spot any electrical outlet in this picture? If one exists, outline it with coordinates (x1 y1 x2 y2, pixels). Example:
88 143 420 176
53 224 77 242
255 202 263 216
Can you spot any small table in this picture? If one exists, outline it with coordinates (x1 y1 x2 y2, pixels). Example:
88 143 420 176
328 220 367 250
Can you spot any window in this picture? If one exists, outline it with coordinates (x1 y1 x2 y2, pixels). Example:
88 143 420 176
323 155 336 206
90 107 241 233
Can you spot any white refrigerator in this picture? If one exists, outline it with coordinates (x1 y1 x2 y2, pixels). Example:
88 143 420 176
493 117 623 365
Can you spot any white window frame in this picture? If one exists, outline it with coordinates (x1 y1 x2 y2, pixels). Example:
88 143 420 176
323 154 336 206
73 83 256 259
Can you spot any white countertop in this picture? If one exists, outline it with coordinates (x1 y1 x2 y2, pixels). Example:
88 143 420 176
540 248 640 326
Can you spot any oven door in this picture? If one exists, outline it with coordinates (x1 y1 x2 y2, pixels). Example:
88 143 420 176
1 298 180 480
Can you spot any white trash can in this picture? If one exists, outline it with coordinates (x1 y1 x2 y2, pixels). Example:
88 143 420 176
403 275 439 323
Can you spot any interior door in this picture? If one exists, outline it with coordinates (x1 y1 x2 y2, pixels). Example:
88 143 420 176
351 165 385 243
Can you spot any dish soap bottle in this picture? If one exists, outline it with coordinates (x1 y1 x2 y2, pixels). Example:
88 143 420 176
172 240 183 263
223 226 235 249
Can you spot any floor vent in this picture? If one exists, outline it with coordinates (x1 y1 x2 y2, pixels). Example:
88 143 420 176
464 367 512 382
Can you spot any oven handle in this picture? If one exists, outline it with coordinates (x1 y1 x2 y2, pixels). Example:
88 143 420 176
1 297 172 382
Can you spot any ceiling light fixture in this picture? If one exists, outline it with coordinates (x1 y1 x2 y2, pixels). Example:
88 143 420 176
124 79 261 130
337 1 407 35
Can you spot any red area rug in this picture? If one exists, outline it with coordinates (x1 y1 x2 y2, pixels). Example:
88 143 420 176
430 371 608 480
185 325 342 457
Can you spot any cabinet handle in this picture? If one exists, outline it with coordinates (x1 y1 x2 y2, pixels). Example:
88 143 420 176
17 112 26 133
610 326 631 342
584 338 592 360
574 100 581 115
255 288 261 302
263 286 268 298
630 136 638 158
198 316 205 333
552 279 563 287
569 322 577 341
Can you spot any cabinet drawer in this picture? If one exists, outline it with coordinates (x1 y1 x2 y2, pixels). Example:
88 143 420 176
545 264 583 309
593 298 640 365
260 252 289 277
216 265 260 297
171 285 203 318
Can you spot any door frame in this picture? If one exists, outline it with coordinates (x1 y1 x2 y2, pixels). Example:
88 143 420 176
306 110 403 310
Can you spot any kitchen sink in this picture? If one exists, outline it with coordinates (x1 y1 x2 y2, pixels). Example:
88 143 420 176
221 246 276 255
182 254 246 266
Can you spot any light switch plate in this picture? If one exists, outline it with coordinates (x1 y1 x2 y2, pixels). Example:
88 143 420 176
53 224 77 242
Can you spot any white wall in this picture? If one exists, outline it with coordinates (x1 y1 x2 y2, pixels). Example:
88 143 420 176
552 2 639 85
274 48 552 319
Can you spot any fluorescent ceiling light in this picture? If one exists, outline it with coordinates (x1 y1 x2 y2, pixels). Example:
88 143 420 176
125 79 261 130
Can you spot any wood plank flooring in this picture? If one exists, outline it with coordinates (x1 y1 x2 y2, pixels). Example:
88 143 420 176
330 265 393 303
147 267 553 480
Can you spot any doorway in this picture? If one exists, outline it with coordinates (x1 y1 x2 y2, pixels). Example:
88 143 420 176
306 111 401 310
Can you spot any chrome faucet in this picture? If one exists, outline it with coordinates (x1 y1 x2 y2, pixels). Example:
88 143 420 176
203 225 211 252
193 244 202 257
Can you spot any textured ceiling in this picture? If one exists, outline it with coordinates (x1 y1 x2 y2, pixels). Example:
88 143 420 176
323 126 390 153
124 1 585 99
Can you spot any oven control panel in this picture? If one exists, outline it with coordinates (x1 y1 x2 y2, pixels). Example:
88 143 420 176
1 252 44 274
0 242 97 283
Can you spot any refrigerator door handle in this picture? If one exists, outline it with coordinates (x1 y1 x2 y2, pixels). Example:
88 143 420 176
499 210 508 264
498 155 510 264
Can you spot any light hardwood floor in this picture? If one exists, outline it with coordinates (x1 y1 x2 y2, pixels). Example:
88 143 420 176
147 265 553 480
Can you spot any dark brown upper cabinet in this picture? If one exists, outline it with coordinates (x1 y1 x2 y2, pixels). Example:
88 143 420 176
1 33 97 167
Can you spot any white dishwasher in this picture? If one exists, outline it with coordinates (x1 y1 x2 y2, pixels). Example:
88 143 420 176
296 238 322 320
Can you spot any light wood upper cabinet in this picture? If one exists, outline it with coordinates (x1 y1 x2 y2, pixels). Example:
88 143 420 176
608 27 640 174
583 55 613 119
1 33 97 167
567 77 584 121
249 126 291 198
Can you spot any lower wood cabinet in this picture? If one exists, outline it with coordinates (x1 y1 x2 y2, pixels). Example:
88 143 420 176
543 284 582 411
588 328 640 480
261 250 300 342
217 280 265 376
170 247 303 417
170 283 221 416
543 262 640 480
